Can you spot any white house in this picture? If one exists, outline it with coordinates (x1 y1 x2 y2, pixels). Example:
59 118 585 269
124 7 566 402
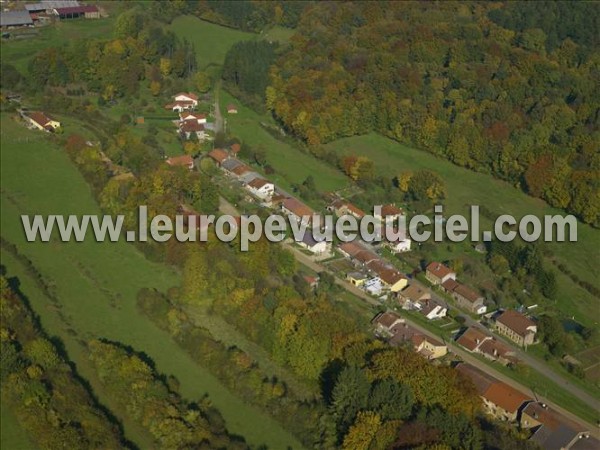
165 92 199 112
179 111 206 124
298 231 328 254
386 236 412 253
245 178 275 200
174 92 198 106
364 277 385 296
420 302 448 320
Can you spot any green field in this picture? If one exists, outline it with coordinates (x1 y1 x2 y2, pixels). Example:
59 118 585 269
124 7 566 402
1 19 114 72
0 114 303 449
168 16 255 69
324 133 600 328
220 89 349 193
0 401 36 450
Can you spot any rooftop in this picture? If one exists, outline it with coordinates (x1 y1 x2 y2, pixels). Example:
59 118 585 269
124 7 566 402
453 283 483 303
1 10 34 27
400 284 430 302
496 310 536 337
379 204 404 217
54 5 98 14
247 178 271 189
208 148 229 164
282 197 314 217
372 311 404 330
166 154 194 167
426 261 455 279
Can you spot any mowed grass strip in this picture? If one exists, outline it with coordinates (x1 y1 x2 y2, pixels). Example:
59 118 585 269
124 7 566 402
220 90 349 193
0 400 37 450
0 114 304 450
324 133 600 327
168 16 255 69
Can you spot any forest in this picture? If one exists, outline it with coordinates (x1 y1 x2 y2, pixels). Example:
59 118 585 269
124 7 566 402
243 1 599 226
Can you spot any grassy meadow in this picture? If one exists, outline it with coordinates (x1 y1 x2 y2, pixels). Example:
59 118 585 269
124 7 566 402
0 114 304 450
168 16 255 69
0 402 36 450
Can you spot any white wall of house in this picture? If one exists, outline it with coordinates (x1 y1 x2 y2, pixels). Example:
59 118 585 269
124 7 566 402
247 183 274 200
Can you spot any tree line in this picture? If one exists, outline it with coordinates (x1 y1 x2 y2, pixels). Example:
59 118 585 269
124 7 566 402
260 2 599 226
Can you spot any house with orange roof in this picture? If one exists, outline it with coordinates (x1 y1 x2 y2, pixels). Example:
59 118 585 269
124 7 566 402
245 178 274 200
425 261 456 285
456 326 518 365
374 204 405 224
166 154 194 170
456 363 531 422
281 197 314 225
207 148 230 166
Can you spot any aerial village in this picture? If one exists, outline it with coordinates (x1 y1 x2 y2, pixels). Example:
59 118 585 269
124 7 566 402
2 4 596 445
6 60 595 447
156 89 596 447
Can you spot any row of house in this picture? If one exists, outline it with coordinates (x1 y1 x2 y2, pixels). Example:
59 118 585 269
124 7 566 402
456 363 595 450
397 283 448 320
339 240 408 296
426 261 538 346
327 196 412 252
372 311 448 360
425 261 487 315
208 146 330 254
456 326 519 366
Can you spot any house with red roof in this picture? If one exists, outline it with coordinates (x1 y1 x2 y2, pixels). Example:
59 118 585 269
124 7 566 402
207 148 230 166
425 261 456 285
456 363 531 422
24 112 61 132
374 204 405 224
166 154 194 170
456 326 518 365
281 198 314 225
179 120 207 140
245 178 274 200
54 5 99 19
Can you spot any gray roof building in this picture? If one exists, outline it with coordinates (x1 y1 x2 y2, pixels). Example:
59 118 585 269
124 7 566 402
25 1 79 12
1 10 34 27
